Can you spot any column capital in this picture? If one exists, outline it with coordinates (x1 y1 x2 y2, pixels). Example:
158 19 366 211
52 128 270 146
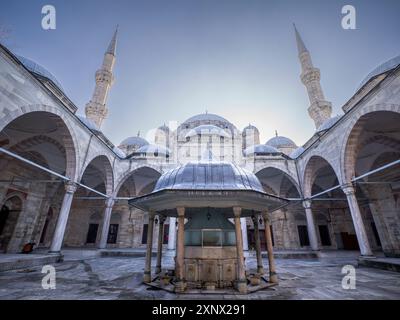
105 198 115 208
261 210 269 221
302 200 312 209
177 207 185 217
341 183 355 196
251 215 259 226
233 206 241 218
148 211 156 220
158 214 166 224
64 181 78 194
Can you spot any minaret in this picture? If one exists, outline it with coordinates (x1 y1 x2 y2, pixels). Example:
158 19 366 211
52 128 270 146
85 26 118 128
294 24 332 129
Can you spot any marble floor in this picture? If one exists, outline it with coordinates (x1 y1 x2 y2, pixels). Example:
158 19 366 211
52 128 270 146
0 249 399 300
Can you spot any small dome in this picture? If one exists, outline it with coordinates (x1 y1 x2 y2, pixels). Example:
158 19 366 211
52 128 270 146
154 160 264 192
289 147 305 159
113 146 126 158
243 144 279 157
317 115 342 133
135 144 170 156
266 136 297 149
242 124 259 136
119 136 149 148
77 115 99 132
185 125 231 139
358 55 400 91
16 55 64 91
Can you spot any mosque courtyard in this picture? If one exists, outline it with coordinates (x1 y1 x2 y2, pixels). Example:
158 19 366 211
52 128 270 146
0 250 399 300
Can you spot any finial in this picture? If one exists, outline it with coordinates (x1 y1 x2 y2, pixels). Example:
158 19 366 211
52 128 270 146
137 130 140 137
106 26 118 56
275 130 278 137
293 23 308 55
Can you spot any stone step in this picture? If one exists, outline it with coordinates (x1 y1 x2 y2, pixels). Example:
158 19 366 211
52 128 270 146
0 254 63 272
358 257 400 273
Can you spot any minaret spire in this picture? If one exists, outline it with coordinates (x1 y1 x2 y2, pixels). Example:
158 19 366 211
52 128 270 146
85 26 118 129
293 24 332 129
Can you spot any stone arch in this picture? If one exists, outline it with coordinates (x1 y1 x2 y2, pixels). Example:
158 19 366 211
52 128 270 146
341 103 400 182
0 193 24 251
114 165 163 198
79 155 114 196
0 106 79 180
255 166 301 198
303 155 340 198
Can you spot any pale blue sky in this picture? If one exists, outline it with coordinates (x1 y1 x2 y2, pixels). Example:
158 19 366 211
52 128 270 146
1 0 399 146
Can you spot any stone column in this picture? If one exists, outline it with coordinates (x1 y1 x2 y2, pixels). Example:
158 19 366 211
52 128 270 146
262 211 278 283
99 198 115 249
49 182 77 254
241 217 249 251
252 215 264 274
233 207 247 294
302 200 320 251
168 217 177 250
144 211 155 283
342 183 374 257
175 207 186 292
155 215 165 274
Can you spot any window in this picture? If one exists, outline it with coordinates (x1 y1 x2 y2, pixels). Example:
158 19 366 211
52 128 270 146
86 224 99 244
371 222 382 247
297 225 310 247
107 224 119 244
318 225 331 246
142 224 148 244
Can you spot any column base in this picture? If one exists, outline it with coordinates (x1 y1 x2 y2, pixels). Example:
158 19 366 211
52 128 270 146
48 250 62 255
269 272 278 284
257 267 264 274
143 272 152 283
174 280 187 293
360 254 376 259
235 279 248 294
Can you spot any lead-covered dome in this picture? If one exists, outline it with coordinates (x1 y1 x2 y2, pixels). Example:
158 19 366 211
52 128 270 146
266 136 297 149
119 136 149 148
243 144 279 157
154 160 264 193
358 55 400 91
317 115 342 133
16 55 64 91
134 144 170 157
183 113 230 125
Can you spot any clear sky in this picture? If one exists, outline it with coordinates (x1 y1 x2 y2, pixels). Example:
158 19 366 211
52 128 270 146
1 0 399 146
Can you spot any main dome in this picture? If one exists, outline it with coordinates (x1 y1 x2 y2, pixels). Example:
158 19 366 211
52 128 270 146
183 113 230 125
154 160 264 193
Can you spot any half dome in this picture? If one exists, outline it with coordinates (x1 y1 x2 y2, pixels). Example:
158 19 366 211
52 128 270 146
185 125 231 138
